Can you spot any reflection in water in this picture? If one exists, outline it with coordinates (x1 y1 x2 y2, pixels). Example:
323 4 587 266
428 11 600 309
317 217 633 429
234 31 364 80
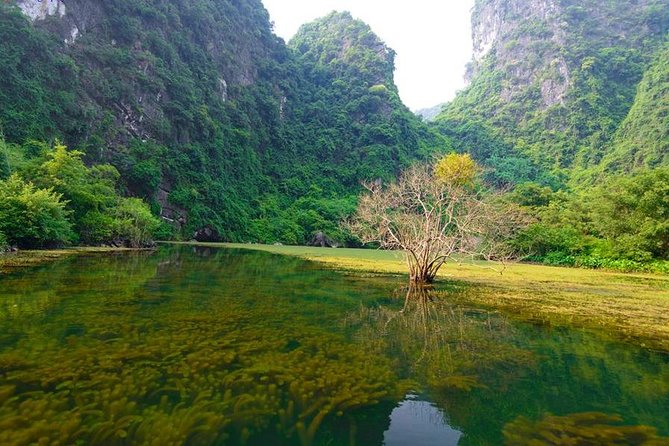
384 394 462 446
353 283 669 445
352 283 535 395
0 246 668 445
0 247 405 446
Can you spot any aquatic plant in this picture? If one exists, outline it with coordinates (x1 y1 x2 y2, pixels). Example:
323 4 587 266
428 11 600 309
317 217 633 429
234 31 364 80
503 412 669 445
0 247 405 445
3 246 669 445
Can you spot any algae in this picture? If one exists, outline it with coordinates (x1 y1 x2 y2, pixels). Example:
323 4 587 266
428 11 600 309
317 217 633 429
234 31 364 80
504 412 669 445
1 246 669 445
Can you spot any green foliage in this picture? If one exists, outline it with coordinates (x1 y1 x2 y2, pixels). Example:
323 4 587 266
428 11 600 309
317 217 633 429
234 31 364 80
2 0 665 252
0 6 81 142
0 229 7 250
0 3 444 244
602 41 669 170
0 174 74 248
29 142 148 245
588 168 669 261
0 136 11 180
509 168 669 269
431 119 557 187
111 197 161 248
437 0 669 183
249 188 358 246
512 223 589 260
0 139 160 247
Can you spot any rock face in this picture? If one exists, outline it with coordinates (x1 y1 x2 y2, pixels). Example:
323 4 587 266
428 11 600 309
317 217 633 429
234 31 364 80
17 0 66 21
3 0 290 238
16 0 85 44
441 0 669 174
0 2 436 243
470 0 569 107
309 231 335 248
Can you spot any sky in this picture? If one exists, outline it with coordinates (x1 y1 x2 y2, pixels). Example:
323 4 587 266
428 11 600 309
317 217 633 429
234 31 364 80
260 0 475 111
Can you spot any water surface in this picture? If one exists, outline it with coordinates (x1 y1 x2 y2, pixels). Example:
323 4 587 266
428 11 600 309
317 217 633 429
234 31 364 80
0 246 668 445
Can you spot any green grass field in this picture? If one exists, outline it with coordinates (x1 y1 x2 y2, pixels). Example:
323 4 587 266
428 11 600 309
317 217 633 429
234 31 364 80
183 242 669 352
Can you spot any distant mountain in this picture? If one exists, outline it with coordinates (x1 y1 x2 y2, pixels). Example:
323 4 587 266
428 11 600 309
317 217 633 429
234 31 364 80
415 104 446 122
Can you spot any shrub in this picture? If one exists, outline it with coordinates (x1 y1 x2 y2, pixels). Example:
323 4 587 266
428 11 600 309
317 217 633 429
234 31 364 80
111 198 161 247
511 223 588 259
0 174 74 248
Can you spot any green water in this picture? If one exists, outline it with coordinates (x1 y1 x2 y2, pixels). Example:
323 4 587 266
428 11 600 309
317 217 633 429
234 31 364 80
0 246 668 445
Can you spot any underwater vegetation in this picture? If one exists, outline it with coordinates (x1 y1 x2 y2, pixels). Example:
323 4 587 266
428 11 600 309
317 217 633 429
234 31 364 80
0 247 406 446
211 242 669 352
503 412 669 445
345 283 669 445
348 284 537 394
1 246 669 445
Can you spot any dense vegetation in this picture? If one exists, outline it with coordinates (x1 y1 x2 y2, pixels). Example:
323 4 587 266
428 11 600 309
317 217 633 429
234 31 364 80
508 170 669 271
438 0 669 178
432 0 669 270
249 12 443 245
0 3 439 246
1 0 668 270
0 138 160 248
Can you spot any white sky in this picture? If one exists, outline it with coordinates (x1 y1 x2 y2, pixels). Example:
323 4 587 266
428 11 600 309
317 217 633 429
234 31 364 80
260 0 475 111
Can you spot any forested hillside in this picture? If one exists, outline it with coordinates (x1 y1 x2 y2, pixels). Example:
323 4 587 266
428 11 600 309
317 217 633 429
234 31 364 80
1 0 668 266
429 0 669 269
436 0 669 183
0 2 438 245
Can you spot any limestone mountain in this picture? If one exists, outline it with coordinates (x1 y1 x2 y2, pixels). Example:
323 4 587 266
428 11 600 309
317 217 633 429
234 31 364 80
436 0 669 184
284 12 441 188
602 41 669 171
0 2 437 243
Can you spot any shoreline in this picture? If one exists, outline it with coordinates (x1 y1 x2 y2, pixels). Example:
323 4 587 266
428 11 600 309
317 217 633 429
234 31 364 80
178 242 669 352
4 242 669 352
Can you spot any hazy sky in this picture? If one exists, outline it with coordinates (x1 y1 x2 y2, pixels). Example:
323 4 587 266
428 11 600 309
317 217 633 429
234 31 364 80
260 0 475 111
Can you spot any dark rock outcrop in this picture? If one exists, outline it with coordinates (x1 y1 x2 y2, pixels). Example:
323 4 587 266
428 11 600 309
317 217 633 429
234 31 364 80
309 231 335 248
193 226 222 243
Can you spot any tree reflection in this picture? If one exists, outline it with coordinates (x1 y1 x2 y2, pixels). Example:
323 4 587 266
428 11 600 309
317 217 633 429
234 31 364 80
353 284 535 396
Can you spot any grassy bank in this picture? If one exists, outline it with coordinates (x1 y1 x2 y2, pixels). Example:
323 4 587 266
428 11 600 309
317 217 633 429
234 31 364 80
181 242 669 352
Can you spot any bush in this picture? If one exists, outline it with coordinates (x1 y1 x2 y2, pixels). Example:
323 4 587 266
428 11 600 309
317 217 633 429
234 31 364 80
511 223 589 259
78 211 115 245
0 174 74 248
111 198 161 247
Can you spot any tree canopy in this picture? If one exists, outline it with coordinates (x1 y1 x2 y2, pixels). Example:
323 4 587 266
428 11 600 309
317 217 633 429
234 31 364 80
350 154 527 283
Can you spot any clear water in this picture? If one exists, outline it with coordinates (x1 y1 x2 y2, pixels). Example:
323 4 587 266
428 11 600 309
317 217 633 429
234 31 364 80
0 245 668 445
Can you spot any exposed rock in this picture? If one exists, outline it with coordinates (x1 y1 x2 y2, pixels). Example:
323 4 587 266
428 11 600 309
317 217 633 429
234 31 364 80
156 185 187 230
218 78 228 102
193 226 222 243
17 0 66 22
309 231 335 248
470 0 569 108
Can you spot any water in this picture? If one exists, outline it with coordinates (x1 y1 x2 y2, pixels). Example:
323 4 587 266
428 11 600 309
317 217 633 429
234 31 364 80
0 246 668 445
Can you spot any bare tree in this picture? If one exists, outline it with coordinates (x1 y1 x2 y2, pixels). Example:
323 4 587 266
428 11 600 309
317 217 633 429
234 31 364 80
348 155 527 284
